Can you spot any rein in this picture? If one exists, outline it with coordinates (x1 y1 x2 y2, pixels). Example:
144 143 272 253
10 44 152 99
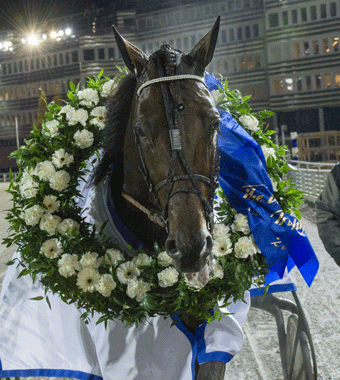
126 59 219 233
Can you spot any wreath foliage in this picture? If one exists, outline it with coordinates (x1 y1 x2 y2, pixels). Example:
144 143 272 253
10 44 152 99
3 69 304 327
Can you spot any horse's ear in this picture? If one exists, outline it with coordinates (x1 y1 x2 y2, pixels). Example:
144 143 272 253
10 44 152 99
188 16 220 70
112 25 148 76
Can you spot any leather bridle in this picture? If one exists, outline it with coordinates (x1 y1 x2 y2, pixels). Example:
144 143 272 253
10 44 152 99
123 56 219 233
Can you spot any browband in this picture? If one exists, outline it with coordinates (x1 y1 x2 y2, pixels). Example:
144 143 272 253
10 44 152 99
137 74 207 97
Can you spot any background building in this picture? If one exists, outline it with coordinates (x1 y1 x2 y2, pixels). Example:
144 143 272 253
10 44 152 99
1 0 340 171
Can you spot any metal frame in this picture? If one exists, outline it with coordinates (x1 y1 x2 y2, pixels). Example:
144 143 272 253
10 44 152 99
251 291 317 380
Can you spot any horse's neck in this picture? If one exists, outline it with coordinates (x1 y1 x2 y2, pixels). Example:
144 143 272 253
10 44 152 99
110 177 167 250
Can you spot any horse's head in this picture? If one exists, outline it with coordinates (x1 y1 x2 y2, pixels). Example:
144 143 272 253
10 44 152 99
112 18 221 285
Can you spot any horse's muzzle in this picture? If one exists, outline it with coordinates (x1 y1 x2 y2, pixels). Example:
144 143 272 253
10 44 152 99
165 231 213 274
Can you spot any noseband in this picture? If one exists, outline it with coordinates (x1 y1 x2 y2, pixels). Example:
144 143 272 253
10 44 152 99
124 60 219 233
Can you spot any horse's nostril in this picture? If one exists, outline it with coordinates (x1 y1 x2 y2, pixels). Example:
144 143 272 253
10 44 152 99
165 239 178 258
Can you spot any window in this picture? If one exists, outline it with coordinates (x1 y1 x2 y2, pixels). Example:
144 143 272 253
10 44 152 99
306 76 311 90
229 29 235 42
247 57 253 70
253 24 259 38
8 63 12 74
333 37 339 52
330 2 337 17
240 58 246 71
72 50 79 62
311 6 317 20
301 8 307 22
47 56 52 67
245 26 251 39
292 9 298 24
224 60 229 72
35 58 40 69
30 59 34 70
59 53 64 65
315 75 321 89
324 74 331 88
98 48 105 60
269 13 279 28
303 42 310 56
320 4 327 18
323 39 330 53
2 65 7 75
313 41 319 55
41 57 46 68
53 54 58 66
83 49 95 61
296 77 302 91
13 62 17 73
221 29 227 43
18 61 23 72
293 43 300 58
273 79 283 94
255 56 261 68
108 47 115 60
237 27 243 40
335 73 340 87
285 78 293 92
282 11 288 25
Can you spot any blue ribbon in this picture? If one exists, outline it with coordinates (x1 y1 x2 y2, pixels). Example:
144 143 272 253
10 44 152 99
205 74 319 287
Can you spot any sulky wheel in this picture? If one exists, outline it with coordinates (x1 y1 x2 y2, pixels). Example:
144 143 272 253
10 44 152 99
286 314 314 380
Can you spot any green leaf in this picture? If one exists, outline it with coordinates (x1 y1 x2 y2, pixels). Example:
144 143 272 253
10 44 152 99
46 296 52 309
263 283 270 295
17 268 31 278
30 296 44 301
69 81 76 92
6 260 15 266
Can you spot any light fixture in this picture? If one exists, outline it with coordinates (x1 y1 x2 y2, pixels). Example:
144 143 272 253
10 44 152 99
65 28 72 35
42 34 47 40
50 31 57 39
58 30 64 36
21 38 26 44
27 34 39 45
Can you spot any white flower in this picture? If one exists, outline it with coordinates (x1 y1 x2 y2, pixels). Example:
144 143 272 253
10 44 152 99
40 213 62 235
19 174 39 198
67 108 88 127
58 253 81 277
158 251 173 267
80 251 102 268
76 267 100 292
78 88 99 107
213 223 230 240
74 129 94 149
231 213 251 234
57 218 80 236
210 89 224 105
59 104 75 116
90 106 106 129
116 261 140 284
101 80 117 97
40 238 63 259
104 248 124 266
212 235 233 257
234 236 257 259
239 115 259 132
43 120 60 137
211 260 224 280
49 170 71 192
36 161 56 181
52 148 74 168
261 145 276 161
132 253 152 268
96 274 117 297
158 267 179 288
22 205 45 226
126 279 151 302
43 195 61 213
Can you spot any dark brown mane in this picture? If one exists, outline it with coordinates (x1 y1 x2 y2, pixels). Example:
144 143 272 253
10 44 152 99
91 73 137 187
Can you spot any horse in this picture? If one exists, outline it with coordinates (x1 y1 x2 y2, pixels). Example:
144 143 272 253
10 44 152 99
91 16 226 380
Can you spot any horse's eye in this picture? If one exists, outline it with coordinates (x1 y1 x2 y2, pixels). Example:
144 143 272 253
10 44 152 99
212 121 221 135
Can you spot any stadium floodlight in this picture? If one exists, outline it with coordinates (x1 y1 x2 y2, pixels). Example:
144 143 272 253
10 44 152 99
42 34 47 40
50 31 57 39
58 30 64 36
27 34 39 45
65 28 72 36
21 38 26 44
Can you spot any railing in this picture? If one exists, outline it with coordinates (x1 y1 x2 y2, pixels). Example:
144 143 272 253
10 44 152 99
287 160 335 203
0 172 19 183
